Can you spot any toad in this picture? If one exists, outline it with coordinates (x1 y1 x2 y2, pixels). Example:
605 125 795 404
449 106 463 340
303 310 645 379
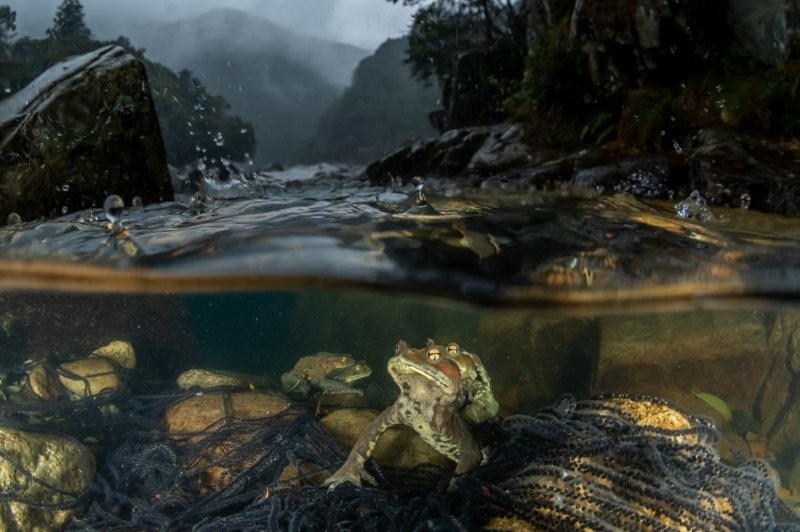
323 340 482 488
280 353 371 400
437 339 499 424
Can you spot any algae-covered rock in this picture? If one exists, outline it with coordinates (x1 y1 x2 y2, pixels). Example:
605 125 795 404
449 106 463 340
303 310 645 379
0 45 172 220
58 357 122 398
0 427 94 530
320 408 451 469
176 369 243 391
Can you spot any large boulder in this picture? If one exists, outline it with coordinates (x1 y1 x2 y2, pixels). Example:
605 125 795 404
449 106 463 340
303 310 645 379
0 427 94 530
0 45 172 221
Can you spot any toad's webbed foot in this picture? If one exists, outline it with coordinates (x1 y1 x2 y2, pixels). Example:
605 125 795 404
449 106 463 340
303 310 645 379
323 464 376 491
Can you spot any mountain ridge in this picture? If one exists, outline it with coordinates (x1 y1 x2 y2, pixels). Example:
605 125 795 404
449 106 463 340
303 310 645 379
134 8 370 164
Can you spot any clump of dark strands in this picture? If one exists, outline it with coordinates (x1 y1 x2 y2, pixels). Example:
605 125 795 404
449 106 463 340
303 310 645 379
0 387 797 530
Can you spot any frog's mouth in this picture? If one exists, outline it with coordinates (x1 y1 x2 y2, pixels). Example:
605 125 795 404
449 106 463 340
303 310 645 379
388 356 451 388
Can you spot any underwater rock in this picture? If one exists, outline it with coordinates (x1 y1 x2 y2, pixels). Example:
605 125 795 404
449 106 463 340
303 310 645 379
57 357 122 398
0 293 197 379
26 364 62 401
0 427 94 530
89 340 135 370
0 45 172 220
320 408 451 470
163 391 289 445
759 311 800 460
595 311 769 424
177 368 243 391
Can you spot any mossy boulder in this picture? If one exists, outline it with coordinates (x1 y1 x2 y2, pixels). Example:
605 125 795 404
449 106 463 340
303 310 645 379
0 45 172 221
0 427 95 530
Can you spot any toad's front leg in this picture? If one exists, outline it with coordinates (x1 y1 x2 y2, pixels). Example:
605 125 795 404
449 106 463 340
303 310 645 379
323 405 402 490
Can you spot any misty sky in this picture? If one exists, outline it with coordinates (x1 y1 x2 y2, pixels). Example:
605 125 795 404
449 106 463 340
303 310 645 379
4 0 416 50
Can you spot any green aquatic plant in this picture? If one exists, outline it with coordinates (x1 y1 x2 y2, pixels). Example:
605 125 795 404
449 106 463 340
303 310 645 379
692 390 733 423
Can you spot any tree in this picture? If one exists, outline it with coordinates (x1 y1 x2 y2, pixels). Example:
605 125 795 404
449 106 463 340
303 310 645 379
46 0 91 41
0 5 16 52
389 0 528 130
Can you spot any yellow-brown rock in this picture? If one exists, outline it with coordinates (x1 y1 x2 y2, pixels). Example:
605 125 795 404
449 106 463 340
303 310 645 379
0 427 95 530
27 364 62 401
58 358 122 397
176 369 242 391
90 340 136 370
320 408 451 469
164 391 289 444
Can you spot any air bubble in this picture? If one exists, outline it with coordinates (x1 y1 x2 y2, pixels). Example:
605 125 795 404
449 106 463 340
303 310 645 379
103 194 124 224
213 132 225 147
740 192 751 209
132 196 143 208
6 212 21 225
61 206 68 215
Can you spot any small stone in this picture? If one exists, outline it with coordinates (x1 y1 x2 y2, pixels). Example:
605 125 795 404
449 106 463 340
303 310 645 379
90 340 135 370
164 391 289 444
176 369 242 391
320 408 451 469
58 358 122 398
0 427 95 530
27 364 62 401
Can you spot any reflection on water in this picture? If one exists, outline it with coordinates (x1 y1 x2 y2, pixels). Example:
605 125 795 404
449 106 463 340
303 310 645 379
4 177 800 307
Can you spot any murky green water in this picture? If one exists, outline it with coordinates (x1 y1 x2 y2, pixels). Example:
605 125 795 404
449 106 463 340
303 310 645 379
4 180 800 527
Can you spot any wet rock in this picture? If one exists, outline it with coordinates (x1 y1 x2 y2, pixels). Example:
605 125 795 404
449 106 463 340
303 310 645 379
466 125 536 176
176 369 243 391
366 126 493 184
90 340 136 370
163 391 289 444
0 427 94 530
57 358 122 398
0 45 172 221
164 391 290 494
688 128 800 216
595 311 770 424
320 408 451 469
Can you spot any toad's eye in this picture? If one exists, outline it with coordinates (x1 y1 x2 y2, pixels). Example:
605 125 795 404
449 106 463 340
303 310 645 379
427 348 441 361
447 343 459 356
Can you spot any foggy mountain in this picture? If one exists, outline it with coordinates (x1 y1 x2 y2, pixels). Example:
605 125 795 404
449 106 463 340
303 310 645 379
136 8 369 164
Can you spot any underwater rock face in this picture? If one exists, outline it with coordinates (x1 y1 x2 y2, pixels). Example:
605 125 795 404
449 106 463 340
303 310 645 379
478 313 597 413
0 45 172 221
760 311 800 461
0 427 94 530
595 311 769 423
